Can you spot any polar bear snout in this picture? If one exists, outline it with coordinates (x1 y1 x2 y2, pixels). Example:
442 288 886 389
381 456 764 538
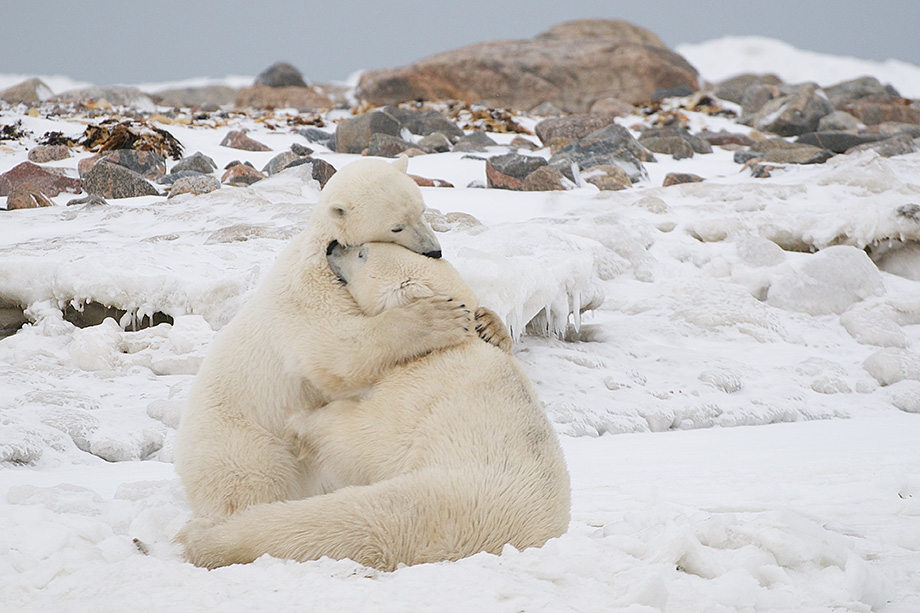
423 249 442 259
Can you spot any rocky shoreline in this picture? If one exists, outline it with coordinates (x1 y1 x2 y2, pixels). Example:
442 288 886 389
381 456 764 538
1 18 919 210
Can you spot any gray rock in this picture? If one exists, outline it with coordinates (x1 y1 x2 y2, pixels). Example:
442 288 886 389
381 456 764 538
27 144 71 163
740 83 780 116
66 193 108 207
753 84 834 136
535 114 618 149
291 143 314 157
297 127 334 144
846 134 918 158
488 152 548 179
381 106 463 139
452 132 499 152
713 73 783 105
418 132 452 153
100 149 166 180
157 170 205 185
366 133 414 158
83 160 158 199
153 86 238 108
334 111 402 154
52 86 156 110
254 62 308 88
824 76 900 109
549 123 651 182
639 125 712 154
262 151 303 175
796 131 889 153
168 175 221 198
171 151 217 175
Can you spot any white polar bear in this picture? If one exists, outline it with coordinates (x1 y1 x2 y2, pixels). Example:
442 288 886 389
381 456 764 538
179 242 570 570
175 157 475 521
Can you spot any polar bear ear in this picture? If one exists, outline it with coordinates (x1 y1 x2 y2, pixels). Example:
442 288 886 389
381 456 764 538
391 155 409 173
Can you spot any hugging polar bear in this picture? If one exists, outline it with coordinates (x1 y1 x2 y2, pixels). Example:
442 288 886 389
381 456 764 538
180 241 570 570
176 157 474 520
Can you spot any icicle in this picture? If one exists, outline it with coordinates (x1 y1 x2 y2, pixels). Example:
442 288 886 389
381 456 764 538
572 290 582 332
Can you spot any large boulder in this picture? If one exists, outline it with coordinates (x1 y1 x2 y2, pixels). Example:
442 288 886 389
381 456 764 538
0 78 53 105
254 62 309 88
356 19 699 112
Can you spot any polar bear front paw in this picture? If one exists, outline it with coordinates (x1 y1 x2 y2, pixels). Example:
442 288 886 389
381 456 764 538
474 307 513 354
403 293 473 347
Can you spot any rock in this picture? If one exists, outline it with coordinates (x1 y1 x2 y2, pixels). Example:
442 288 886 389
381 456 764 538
588 97 636 116
485 161 524 190
744 161 774 178
817 110 863 131
52 86 156 111
739 83 781 116
291 143 313 157
750 139 834 164
78 155 101 178
510 136 540 151
5 183 54 209
100 149 166 180
842 100 920 126
529 101 564 116
753 84 833 136
168 175 221 198
548 123 651 183
796 131 889 153
172 151 217 175
298 127 334 144
733 150 762 165
846 134 918 157
452 132 498 152
221 163 266 186
663 172 704 187
366 133 415 158
637 136 693 158
83 160 159 199
356 19 699 111
27 144 71 163
261 151 304 175
582 165 631 190
157 170 205 185
254 62 308 88
418 132 453 153
897 203 920 221
0 298 27 336
535 114 618 150
334 111 402 154
0 78 53 105
220 130 272 152
234 86 334 111
522 165 569 191
713 73 783 105
639 125 712 154
652 85 696 101
535 19 668 47
381 107 463 140
152 85 239 108
0 161 82 197
824 76 900 108
698 130 755 147
309 158 337 188
408 174 454 188
66 193 108 207
488 152 549 179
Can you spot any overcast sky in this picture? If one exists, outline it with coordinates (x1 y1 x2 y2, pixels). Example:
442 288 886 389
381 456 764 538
3 1 918 86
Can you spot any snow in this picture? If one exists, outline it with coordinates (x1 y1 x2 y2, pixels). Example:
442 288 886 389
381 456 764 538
3 38 920 612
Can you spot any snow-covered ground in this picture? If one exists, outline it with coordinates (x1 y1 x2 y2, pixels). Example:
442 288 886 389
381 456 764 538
2 38 920 612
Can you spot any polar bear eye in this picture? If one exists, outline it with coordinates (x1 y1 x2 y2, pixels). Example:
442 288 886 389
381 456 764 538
391 225 405 234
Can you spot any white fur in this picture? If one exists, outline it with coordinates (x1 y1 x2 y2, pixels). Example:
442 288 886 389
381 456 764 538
175 159 473 520
179 242 571 570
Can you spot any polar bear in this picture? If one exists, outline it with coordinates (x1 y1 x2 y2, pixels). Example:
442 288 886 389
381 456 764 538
178 242 570 570
175 157 477 521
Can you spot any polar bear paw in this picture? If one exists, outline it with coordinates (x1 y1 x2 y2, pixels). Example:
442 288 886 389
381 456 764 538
475 307 513 354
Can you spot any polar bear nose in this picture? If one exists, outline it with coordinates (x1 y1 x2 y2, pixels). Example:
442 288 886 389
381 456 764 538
423 250 442 259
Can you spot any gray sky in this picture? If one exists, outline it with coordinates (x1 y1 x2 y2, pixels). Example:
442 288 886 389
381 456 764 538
3 1 918 86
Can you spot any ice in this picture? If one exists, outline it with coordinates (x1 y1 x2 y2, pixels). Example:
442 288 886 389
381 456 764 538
766 245 885 315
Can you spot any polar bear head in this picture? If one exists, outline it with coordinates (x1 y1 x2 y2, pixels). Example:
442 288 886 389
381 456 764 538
327 242 478 316
312 157 442 258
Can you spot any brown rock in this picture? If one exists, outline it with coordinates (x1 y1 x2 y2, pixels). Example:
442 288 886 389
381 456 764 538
78 155 102 177
234 86 334 111
83 160 159 199
356 21 698 112
663 172 704 187
6 183 54 209
842 100 920 126
639 136 694 158
522 166 568 191
334 111 402 154
27 144 71 163
485 161 525 190
221 164 266 186
0 78 53 105
366 133 415 158
409 174 454 188
168 175 221 198
311 158 337 188
510 136 540 151
583 165 631 190
534 19 668 48
535 115 619 150
588 97 636 116
0 161 82 197
698 131 756 147
220 130 272 152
